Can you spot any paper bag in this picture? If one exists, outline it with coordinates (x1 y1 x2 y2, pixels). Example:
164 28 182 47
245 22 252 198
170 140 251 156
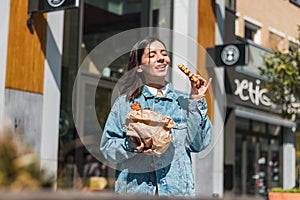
125 108 176 156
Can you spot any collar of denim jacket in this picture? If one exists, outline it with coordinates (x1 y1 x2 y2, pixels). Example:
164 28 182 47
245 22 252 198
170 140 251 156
142 82 178 100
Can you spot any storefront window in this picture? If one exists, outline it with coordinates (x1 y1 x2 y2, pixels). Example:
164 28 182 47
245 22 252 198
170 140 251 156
58 0 173 191
234 134 243 194
253 120 266 134
81 0 173 78
236 117 250 131
269 124 281 136
234 117 281 196
295 118 300 187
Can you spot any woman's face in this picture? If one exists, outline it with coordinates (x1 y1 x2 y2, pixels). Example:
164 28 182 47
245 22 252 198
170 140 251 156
140 40 170 80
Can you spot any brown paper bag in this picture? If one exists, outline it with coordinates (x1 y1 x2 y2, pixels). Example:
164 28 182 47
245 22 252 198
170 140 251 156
125 109 176 156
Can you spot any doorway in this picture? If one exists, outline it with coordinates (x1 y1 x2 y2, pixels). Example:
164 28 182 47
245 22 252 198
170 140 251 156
234 117 281 196
58 0 174 190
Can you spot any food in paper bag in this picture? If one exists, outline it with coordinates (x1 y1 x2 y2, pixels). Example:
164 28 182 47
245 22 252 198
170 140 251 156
125 102 176 156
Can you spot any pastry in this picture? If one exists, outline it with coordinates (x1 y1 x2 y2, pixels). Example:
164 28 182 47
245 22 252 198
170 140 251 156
177 64 203 88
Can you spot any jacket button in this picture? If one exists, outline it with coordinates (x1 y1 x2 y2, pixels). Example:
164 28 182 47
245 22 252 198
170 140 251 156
154 98 159 103
148 181 153 186
150 162 154 168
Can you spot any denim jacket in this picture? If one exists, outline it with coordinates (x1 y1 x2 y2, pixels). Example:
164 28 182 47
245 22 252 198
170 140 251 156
100 83 212 196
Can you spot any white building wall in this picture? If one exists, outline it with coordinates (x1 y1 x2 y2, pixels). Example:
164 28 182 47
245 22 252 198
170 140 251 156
40 11 64 183
212 0 225 197
0 0 10 132
172 0 198 92
283 129 296 189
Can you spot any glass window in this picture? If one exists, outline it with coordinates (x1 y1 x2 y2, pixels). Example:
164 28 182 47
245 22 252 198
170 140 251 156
244 21 260 44
296 119 300 187
289 40 300 52
58 0 173 191
226 0 236 11
258 138 268 195
245 26 255 40
246 136 257 195
252 120 266 133
236 117 250 131
81 0 173 78
234 117 282 196
269 124 281 136
234 134 243 194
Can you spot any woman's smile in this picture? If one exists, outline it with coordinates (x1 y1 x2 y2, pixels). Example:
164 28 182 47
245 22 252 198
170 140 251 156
140 40 170 81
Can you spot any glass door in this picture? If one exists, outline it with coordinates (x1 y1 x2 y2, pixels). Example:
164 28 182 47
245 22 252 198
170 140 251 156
58 0 174 190
257 138 268 195
234 118 281 196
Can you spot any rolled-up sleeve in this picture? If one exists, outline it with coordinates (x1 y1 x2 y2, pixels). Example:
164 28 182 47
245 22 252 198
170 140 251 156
186 98 212 152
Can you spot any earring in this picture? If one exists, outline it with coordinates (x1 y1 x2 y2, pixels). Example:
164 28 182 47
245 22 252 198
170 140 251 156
137 65 143 73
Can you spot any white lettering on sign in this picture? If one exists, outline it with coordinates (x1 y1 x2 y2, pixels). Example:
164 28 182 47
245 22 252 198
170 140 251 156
234 79 272 107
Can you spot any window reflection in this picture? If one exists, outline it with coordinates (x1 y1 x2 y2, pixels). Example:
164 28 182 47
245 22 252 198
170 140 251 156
58 0 173 191
236 117 250 131
253 120 266 133
234 117 281 196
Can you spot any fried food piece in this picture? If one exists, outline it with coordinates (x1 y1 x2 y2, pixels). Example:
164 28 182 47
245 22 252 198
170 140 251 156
130 102 152 111
177 64 203 88
130 102 142 111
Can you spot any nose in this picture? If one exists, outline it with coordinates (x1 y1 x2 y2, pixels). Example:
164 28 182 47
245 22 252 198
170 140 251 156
157 53 165 62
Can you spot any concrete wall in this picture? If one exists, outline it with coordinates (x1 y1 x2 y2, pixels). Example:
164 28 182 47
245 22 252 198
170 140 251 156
283 128 296 189
4 89 43 154
40 11 64 182
172 0 199 92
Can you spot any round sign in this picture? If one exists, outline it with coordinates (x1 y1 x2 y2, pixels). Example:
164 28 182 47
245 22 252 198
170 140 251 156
47 0 66 7
221 44 240 65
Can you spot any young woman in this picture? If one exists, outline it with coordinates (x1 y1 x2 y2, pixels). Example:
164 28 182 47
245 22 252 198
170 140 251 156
100 36 212 196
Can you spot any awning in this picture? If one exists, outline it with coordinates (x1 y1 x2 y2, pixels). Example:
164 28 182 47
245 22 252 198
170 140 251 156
235 107 296 129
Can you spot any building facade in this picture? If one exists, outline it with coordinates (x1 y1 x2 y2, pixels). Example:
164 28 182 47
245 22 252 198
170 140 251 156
0 0 224 196
0 0 299 198
223 0 300 196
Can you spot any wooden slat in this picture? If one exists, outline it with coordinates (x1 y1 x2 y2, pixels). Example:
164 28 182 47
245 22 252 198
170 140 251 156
6 0 47 94
198 0 216 121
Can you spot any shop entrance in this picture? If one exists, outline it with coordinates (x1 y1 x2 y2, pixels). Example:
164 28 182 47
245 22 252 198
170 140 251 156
234 117 281 196
58 0 174 190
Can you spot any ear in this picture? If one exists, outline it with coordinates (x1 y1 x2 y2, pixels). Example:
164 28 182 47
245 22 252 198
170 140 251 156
136 65 143 73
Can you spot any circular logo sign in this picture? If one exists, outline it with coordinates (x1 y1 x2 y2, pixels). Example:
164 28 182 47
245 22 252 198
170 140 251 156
221 44 240 65
47 0 65 7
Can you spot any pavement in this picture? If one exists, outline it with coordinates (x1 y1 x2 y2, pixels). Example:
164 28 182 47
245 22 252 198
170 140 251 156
0 190 268 200
222 193 267 200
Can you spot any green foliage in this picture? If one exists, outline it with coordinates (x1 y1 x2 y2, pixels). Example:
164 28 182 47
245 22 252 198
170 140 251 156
258 26 300 119
269 187 300 193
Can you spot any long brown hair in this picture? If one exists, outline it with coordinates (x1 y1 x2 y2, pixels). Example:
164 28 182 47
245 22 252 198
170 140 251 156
121 36 167 102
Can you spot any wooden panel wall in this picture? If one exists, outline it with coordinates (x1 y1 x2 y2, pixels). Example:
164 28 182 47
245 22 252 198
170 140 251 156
5 0 47 94
198 0 216 121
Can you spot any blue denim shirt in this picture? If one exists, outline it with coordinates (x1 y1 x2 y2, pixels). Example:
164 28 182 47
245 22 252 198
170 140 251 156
100 83 212 196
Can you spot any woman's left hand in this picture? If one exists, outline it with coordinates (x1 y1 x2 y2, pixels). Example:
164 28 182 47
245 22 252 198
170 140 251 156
190 75 212 100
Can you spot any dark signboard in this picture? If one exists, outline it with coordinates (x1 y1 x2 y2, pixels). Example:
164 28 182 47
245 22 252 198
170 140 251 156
207 43 249 67
28 0 80 13
225 68 281 114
